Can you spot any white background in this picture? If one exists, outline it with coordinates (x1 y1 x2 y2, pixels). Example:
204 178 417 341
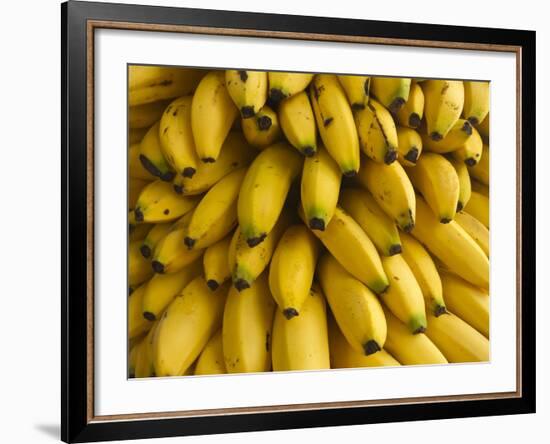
0 0 547 443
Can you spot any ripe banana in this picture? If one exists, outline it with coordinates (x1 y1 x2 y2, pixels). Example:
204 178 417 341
129 100 168 129
203 236 233 291
269 225 320 319
300 145 342 230
454 211 489 257
194 330 226 375
471 179 489 197
337 75 370 110
129 143 156 181
139 122 175 181
129 240 153 287
128 283 153 339
129 127 148 145
134 320 159 378
370 77 411 113
357 156 416 232
241 105 281 148
268 72 314 103
278 91 317 156
464 191 489 228
421 119 473 154
223 272 276 373
462 81 490 125
225 70 268 118
191 71 239 162
139 222 171 258
468 143 489 185
339 188 402 257
318 254 387 355
406 152 460 223
421 80 464 141
453 126 483 166
129 179 149 210
476 113 489 139
310 74 360 175
396 81 424 128
448 157 472 211
271 283 330 371
396 127 422 166
237 143 302 247
153 277 230 376
129 221 152 243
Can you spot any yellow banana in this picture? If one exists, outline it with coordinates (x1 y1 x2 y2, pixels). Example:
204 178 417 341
278 91 317 156
411 196 489 288
396 127 422 166
194 330 226 375
134 320 159 378
129 179 149 209
356 156 416 232
471 179 489 197
380 255 427 333
337 75 370 110
462 81 490 125
370 77 411 113
128 341 139 376
153 277 230 376
421 119 473 153
203 235 233 291
237 143 302 247
129 127 148 145
139 222 171 259
225 70 268 118
339 188 402 257
468 143 489 185
383 307 447 365
129 143 156 181
310 74 360 175
128 283 153 339
318 254 387 355
191 71 239 162
269 225 320 318
129 221 152 244
241 105 281 148
129 240 153 287
453 126 483 166
448 157 472 211
464 191 489 228
406 152 460 223
223 273 276 373
271 283 330 371
139 122 175 181
454 211 489 257
421 80 464 141
396 81 424 128
300 145 342 230
476 113 489 139
129 100 168 129
268 72 314 103
425 312 489 363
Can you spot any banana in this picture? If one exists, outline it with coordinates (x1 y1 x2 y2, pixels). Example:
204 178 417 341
462 81 490 125
278 91 317 156
271 283 330 371
129 240 153 287
223 272 276 373
399 232 446 315
241 105 281 148
129 222 152 243
191 71 239 162
471 179 489 197
228 211 291 291
139 122 175 181
370 77 411 113
476 113 489 139
337 75 370 110
128 283 153 339
128 66 204 106
425 312 489 363
382 307 447 365
300 145 342 230
194 330 226 375
464 191 489 228
142 258 203 321
129 127 149 145
421 80 464 141
448 157 472 211
129 100 168 129
173 132 255 195
318 254 387 355
225 70 268 118
328 315 400 368
269 225 320 319
421 119 473 153
268 72 314 103
134 320 159 378
302 206 389 294
452 126 483 166
355 99 398 164
134 180 199 223
153 277 230 376
203 235 233 291
396 127 423 166
356 157 416 232
237 143 302 247
468 143 489 185
184 168 246 249
129 341 139 376
310 74 360 175
129 143 156 181
454 211 489 256
339 188 402 257
129 179 149 209
139 222 171 258
380 254 427 333
411 196 489 288
405 152 460 223
396 81 424 128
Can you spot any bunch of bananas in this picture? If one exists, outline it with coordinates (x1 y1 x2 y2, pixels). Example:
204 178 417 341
128 65 490 378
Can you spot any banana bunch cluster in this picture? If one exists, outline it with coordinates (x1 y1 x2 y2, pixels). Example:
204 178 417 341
128 65 491 378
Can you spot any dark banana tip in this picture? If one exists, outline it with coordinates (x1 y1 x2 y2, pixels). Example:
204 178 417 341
384 150 398 165
404 147 419 164
257 115 272 131
241 106 255 119
351 103 366 111
246 233 267 248
389 244 402 256
283 308 299 320
234 278 250 292
184 237 196 249
269 88 286 104
206 280 219 291
134 208 144 222
409 113 421 128
309 217 325 231
379 284 390 295
434 305 448 317
173 184 184 194
467 116 479 125
139 154 162 178
430 132 443 141
461 120 473 135
343 169 357 178
140 244 152 258
161 171 175 182
302 146 315 157
364 340 381 356
440 217 452 224
152 260 165 274
402 222 415 233
143 311 156 322
388 97 406 114
201 157 216 163
456 201 464 212
413 326 427 334
182 167 196 178
464 158 477 167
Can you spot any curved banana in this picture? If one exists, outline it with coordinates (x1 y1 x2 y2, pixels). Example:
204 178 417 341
203 235 233 291
269 225 320 319
225 70 268 118
300 145 342 231
421 119 473 154
129 179 149 210
396 81 424 128
421 80 464 141
278 91 317 156
462 81 490 125
128 283 154 339
454 211 489 256
452 126 483 166
191 71 239 162
194 330 226 375
139 222 171 258
468 143 489 185
337 75 370 110
464 191 489 228
134 323 158 378
223 273 276 373
237 143 302 247
241 105 281 148
129 143 156 181
396 127 423 166
129 240 153 288
139 122 175 181
476 113 489 139
370 77 411 113
129 100 168 129
310 74 360 176
318 254 387 355
339 188 402 257
268 72 314 103
448 157 472 211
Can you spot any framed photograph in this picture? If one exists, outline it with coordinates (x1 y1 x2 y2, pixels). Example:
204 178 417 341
62 1 535 442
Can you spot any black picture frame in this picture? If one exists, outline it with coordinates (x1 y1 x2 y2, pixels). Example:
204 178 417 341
62 1 536 442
